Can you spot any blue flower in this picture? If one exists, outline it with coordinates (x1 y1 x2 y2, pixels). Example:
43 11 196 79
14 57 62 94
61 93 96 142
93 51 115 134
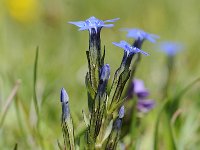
112 41 149 56
122 28 159 43
100 64 110 82
60 87 69 103
60 88 70 120
118 105 125 119
98 64 110 95
69 16 119 33
113 119 122 130
159 41 183 56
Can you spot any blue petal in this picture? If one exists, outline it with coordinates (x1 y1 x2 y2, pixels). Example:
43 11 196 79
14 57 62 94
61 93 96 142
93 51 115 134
112 42 124 49
122 28 159 43
159 42 183 56
135 48 150 56
113 41 149 56
112 41 129 50
145 34 160 43
68 21 85 27
60 88 69 103
102 24 114 28
104 18 120 23
69 16 119 31
79 26 91 31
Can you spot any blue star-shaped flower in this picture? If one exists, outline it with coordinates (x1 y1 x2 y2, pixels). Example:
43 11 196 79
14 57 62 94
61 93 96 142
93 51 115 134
112 41 149 56
122 28 159 43
159 41 183 56
69 16 119 33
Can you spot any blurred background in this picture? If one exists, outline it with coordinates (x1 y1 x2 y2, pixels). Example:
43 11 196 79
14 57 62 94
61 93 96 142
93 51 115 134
0 0 200 149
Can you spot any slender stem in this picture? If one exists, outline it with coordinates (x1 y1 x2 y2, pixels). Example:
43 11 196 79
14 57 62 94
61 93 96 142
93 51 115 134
123 53 141 98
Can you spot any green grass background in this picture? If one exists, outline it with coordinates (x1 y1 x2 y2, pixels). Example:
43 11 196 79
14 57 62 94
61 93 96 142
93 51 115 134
0 0 200 149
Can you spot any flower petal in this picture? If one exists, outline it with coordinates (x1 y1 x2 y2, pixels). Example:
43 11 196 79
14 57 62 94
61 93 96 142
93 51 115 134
68 21 85 27
104 18 120 23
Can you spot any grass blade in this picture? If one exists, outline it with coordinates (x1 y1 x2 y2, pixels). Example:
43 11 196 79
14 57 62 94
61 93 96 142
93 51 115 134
0 80 21 127
13 143 18 150
154 100 168 150
33 47 39 118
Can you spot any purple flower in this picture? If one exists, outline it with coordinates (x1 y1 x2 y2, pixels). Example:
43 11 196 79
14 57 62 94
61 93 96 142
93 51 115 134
133 79 149 98
69 16 119 33
137 99 155 113
159 41 183 56
127 79 149 99
127 78 155 113
122 28 159 43
112 41 149 56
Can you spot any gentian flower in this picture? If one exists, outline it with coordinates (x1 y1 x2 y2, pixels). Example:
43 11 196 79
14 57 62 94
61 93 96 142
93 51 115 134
98 64 110 95
127 79 149 99
137 99 155 113
118 105 125 119
159 41 183 56
60 88 70 121
99 64 110 82
113 41 149 67
113 41 149 56
127 78 155 113
69 16 119 33
113 105 125 131
121 28 159 48
69 17 119 89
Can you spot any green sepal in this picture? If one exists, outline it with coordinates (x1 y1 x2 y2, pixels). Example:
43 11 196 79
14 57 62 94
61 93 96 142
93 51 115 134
109 69 130 110
82 110 89 127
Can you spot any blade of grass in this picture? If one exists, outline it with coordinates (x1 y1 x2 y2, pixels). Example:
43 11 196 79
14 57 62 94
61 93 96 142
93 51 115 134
13 143 18 150
167 114 177 150
175 77 200 100
14 95 28 145
33 47 44 149
18 99 39 146
33 47 39 118
153 99 168 150
0 80 21 127
154 77 200 150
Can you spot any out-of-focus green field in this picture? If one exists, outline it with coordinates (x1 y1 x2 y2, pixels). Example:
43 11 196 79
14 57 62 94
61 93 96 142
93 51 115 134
0 0 200 149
